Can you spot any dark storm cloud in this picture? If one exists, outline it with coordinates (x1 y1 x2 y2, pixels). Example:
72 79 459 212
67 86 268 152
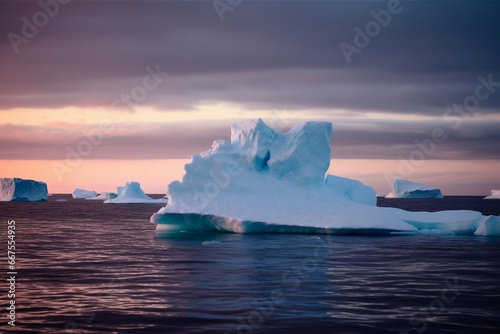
0 0 499 114
1 118 498 160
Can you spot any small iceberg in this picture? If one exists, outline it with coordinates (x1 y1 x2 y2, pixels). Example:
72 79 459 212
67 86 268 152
72 188 98 199
104 182 167 204
0 178 48 202
385 179 443 199
484 190 500 200
85 192 118 200
150 119 499 236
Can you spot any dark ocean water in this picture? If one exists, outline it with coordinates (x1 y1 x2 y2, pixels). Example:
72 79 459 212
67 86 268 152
1 195 499 334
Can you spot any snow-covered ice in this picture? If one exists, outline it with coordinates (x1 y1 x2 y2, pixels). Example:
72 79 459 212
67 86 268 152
385 179 443 198
72 188 98 199
151 119 499 236
484 190 500 200
325 175 376 206
0 178 48 201
104 182 167 204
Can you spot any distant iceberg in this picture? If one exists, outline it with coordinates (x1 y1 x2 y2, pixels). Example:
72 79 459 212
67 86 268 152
72 188 98 199
151 119 499 236
104 182 167 204
484 190 500 200
385 179 443 199
85 192 118 200
0 178 48 202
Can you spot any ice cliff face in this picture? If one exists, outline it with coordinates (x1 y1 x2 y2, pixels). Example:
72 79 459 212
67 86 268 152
0 178 48 202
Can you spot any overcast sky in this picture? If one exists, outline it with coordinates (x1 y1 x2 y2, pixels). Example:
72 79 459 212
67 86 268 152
0 0 498 193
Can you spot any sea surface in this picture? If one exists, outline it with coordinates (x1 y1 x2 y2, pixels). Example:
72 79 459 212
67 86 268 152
1 195 499 334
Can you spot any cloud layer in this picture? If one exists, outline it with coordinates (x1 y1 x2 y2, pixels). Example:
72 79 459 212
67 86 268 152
0 0 498 162
1 0 499 113
1 118 498 160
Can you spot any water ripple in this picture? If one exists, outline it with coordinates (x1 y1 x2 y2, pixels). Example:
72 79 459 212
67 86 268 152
0 196 499 333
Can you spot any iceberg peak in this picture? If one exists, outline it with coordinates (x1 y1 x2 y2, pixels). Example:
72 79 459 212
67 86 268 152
228 118 332 184
104 181 167 204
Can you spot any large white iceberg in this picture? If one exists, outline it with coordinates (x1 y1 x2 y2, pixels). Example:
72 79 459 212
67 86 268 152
484 190 500 200
104 182 167 204
72 188 98 199
151 119 499 236
0 178 48 202
385 179 443 199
